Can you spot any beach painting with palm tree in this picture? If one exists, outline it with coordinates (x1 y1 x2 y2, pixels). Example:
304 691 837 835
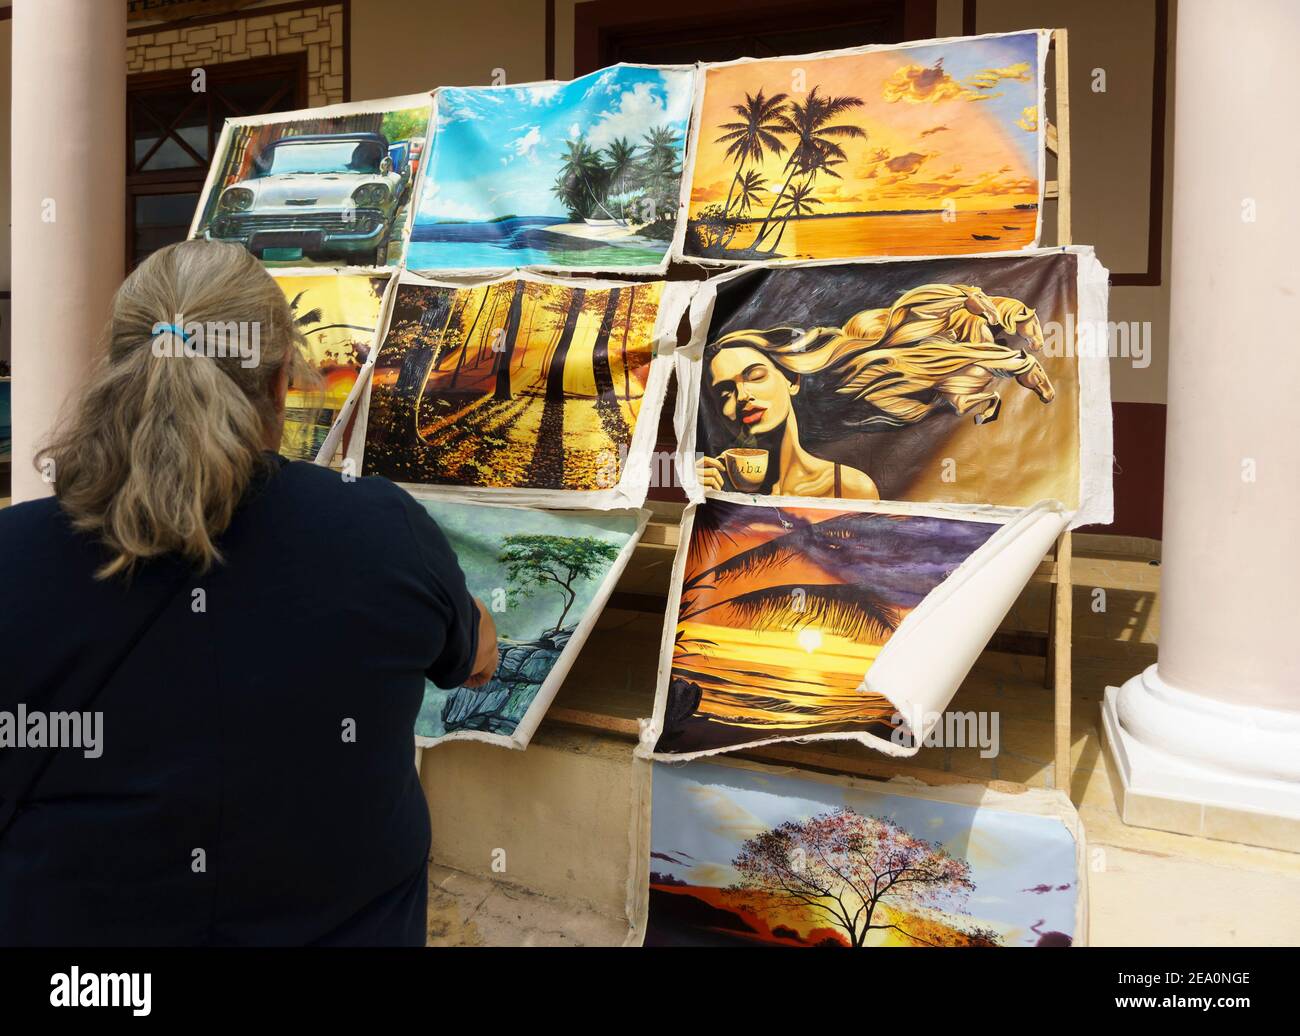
639 759 1081 947
272 272 390 462
409 65 694 272
413 499 645 749
680 31 1046 262
355 273 675 500
644 498 999 758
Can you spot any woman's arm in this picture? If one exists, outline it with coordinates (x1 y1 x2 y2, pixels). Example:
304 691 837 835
463 599 500 687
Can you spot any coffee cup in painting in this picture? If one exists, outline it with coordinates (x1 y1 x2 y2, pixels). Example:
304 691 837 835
723 448 768 492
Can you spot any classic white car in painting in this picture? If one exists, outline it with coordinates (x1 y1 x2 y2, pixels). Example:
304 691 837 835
205 132 413 265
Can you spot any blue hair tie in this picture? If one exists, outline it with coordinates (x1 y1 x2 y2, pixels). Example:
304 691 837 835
153 322 191 342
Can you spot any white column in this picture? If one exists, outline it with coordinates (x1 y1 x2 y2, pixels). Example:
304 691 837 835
10 0 126 502
1103 0 1300 844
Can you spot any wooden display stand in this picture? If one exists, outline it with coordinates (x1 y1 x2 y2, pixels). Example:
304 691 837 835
1045 28 1074 792
455 30 1082 797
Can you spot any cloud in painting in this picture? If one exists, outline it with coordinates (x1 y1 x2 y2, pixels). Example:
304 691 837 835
885 151 928 174
504 125 542 164
586 81 679 149
1017 105 1039 132
687 783 768 843
966 62 1033 91
883 58 1032 104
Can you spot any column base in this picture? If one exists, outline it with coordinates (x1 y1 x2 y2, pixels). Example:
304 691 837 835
1101 670 1300 852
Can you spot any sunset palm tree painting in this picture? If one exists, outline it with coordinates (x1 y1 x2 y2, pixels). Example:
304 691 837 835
408 65 693 271
683 31 1045 261
651 499 999 756
644 760 1080 947
361 277 665 491
272 273 389 463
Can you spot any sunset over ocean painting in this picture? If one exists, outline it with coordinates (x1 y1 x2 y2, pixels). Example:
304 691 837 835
273 273 388 462
645 761 1080 947
682 31 1045 261
650 499 999 757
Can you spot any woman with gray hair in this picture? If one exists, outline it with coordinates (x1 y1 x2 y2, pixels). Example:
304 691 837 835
0 240 498 946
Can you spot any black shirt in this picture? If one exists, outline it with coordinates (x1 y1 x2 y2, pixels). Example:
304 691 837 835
0 455 479 946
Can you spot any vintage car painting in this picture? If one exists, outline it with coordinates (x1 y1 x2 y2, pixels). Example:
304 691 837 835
204 131 413 266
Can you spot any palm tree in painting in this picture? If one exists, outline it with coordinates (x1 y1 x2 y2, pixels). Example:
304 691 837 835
761 178 824 255
748 87 866 251
715 88 789 220
602 137 640 222
635 125 684 221
676 509 903 643
553 137 617 222
719 170 769 247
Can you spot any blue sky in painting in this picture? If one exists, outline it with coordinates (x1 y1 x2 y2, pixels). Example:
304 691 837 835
652 759 1078 943
415 65 694 224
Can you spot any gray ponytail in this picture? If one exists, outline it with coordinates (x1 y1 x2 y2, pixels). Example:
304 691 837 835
38 240 313 578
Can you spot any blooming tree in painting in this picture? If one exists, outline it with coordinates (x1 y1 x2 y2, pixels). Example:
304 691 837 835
729 807 976 947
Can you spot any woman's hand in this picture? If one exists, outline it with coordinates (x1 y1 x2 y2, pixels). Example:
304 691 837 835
695 455 726 492
463 598 500 687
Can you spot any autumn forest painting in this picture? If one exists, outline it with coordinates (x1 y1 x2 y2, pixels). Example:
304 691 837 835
361 277 665 491
647 761 1079 947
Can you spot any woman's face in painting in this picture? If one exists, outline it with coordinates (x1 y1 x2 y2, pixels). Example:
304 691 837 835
707 345 796 436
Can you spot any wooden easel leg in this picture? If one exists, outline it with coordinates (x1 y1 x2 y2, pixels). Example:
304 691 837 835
1045 557 1058 689
1053 531 1073 795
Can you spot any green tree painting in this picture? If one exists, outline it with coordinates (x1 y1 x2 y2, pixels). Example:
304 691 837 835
500 533 622 634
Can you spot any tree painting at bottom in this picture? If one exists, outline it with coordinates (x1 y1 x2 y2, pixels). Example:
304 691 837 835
413 499 639 746
647 761 1079 947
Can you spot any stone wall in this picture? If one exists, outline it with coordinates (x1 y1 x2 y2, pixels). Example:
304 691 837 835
126 3 346 107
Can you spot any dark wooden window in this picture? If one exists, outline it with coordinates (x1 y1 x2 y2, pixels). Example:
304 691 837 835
574 0 935 73
127 53 308 268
